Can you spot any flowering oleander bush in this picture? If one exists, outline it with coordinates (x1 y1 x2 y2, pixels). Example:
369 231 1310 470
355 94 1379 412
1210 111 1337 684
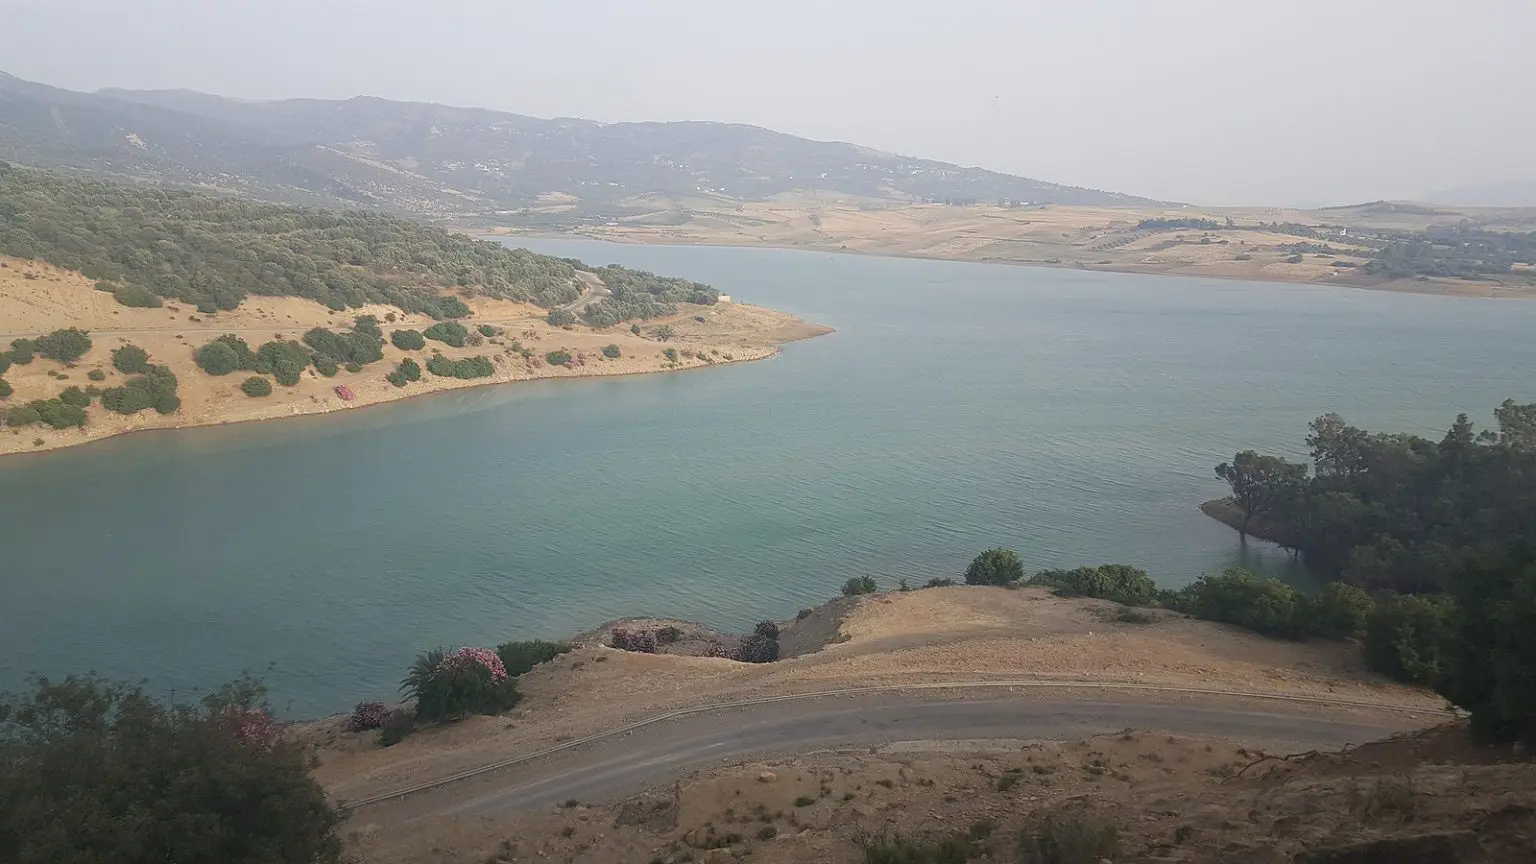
221 708 279 751
401 646 521 724
348 701 394 732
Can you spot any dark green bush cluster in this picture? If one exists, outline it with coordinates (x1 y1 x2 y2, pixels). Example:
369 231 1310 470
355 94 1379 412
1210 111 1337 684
964 548 1025 586
544 349 572 367
495 640 571 677
737 634 780 663
111 283 162 308
390 329 426 351
111 344 150 374
0 674 343 864
23 398 86 429
101 364 179 415
58 386 90 408
477 324 499 337
194 335 313 386
385 357 423 388
546 308 576 326
5 404 40 427
5 329 91 368
601 344 622 359
1030 564 1156 605
425 354 494 379
5 339 33 365
842 575 879 596
578 264 719 326
240 376 273 397
302 318 385 367
422 321 468 347
86 368 105 381
0 378 10 400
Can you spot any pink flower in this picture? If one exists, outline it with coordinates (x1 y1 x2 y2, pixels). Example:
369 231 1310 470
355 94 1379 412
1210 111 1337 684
434 647 508 682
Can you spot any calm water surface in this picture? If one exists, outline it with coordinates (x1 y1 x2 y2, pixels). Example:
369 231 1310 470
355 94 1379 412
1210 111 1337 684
3 242 1533 715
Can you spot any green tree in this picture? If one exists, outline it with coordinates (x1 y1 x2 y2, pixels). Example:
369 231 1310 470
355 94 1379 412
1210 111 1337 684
241 376 273 397
423 322 468 347
965 548 1024 586
0 674 343 864
547 309 576 326
1301 582 1374 640
28 398 87 429
111 284 162 308
399 357 421 382
111 345 151 374
194 341 240 376
1215 450 1308 538
5 405 40 426
1363 594 1454 684
33 328 92 362
842 576 879 596
1176 568 1301 637
58 386 90 408
1438 548 1536 745
0 379 10 400
391 329 426 351
1031 564 1155 605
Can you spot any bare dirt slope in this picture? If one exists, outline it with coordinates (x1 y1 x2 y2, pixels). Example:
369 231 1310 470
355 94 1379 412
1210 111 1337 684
0 256 830 456
310 587 1446 836
487 199 1536 298
352 722 1535 864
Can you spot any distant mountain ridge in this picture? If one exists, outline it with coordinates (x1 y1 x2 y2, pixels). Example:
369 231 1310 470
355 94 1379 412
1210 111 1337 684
0 71 1160 221
1423 180 1536 208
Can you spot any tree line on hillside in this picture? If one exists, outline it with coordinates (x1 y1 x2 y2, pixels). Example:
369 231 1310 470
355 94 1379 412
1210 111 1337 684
0 164 717 321
571 263 719 326
1209 402 1536 745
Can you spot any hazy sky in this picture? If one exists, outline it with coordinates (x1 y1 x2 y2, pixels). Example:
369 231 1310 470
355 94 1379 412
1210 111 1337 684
2 0 1532 205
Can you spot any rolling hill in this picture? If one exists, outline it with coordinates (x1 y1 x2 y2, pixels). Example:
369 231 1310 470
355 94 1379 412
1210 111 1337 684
0 71 1159 223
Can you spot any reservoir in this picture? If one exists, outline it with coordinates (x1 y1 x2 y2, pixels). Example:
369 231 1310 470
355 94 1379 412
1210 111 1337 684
3 240 1532 716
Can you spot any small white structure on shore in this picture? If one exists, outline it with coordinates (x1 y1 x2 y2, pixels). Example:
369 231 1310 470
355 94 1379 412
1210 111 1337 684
717 294 732 303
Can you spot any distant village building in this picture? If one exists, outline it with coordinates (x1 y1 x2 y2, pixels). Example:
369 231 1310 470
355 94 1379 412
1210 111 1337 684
717 294 732 303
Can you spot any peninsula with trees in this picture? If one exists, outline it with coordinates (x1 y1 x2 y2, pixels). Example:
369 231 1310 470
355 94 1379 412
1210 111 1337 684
0 164 829 456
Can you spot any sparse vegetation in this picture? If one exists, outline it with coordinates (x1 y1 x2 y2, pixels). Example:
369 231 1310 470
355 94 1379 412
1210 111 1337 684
602 344 622 359
843 576 879 596
1017 809 1120 864
545 349 572 367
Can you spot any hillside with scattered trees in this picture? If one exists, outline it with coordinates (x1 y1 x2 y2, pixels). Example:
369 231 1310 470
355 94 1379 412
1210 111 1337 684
0 164 714 319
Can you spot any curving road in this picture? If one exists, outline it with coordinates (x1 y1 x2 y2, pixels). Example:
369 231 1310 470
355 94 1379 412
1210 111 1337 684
345 689 1439 823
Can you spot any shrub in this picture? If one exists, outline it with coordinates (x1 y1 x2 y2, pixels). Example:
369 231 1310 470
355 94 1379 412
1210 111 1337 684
154 394 180 415
8 339 35 364
28 398 87 429
86 368 105 381
100 366 177 415
194 341 240 375
923 577 957 588
545 349 572 367
754 620 781 639
1438 548 1536 746
402 647 520 724
495 640 571 677
437 296 472 319
391 329 427 351
1174 567 1302 637
662 347 678 362
0 379 10 400
738 635 780 663
611 629 658 653
0 355 9 375
602 344 622 359
399 357 422 381
423 321 468 347
547 308 576 326
857 831 974 864
630 323 642 335
303 326 383 366
34 328 92 361
425 354 494 379
1017 810 1120 864
1364 594 1454 685
843 575 879 596
111 344 151 374
965 548 1025 586
1030 564 1156 605
1302 582 1374 640
385 370 407 388
314 355 339 377
0 675 343 864
112 284 163 307
59 386 90 408
655 625 684 645
6 405 41 426
378 707 416 747
241 376 273 397
348 701 394 732
477 324 498 337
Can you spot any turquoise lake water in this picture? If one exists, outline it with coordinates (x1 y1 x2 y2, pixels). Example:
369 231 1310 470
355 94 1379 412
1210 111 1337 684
2 240 1533 716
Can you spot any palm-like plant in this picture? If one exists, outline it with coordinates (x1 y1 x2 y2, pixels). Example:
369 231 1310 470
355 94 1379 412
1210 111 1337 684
399 648 444 701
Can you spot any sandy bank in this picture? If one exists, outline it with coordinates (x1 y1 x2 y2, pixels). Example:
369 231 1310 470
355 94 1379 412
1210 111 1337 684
0 255 832 458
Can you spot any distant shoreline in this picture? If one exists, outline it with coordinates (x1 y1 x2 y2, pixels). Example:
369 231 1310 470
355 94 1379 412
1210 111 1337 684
481 228 1527 301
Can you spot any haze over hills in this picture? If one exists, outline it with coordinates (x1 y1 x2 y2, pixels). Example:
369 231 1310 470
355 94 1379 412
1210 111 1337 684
1423 179 1536 208
0 71 1159 222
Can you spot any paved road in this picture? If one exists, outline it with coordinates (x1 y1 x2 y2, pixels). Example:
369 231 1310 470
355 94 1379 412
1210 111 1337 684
347 690 1436 822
